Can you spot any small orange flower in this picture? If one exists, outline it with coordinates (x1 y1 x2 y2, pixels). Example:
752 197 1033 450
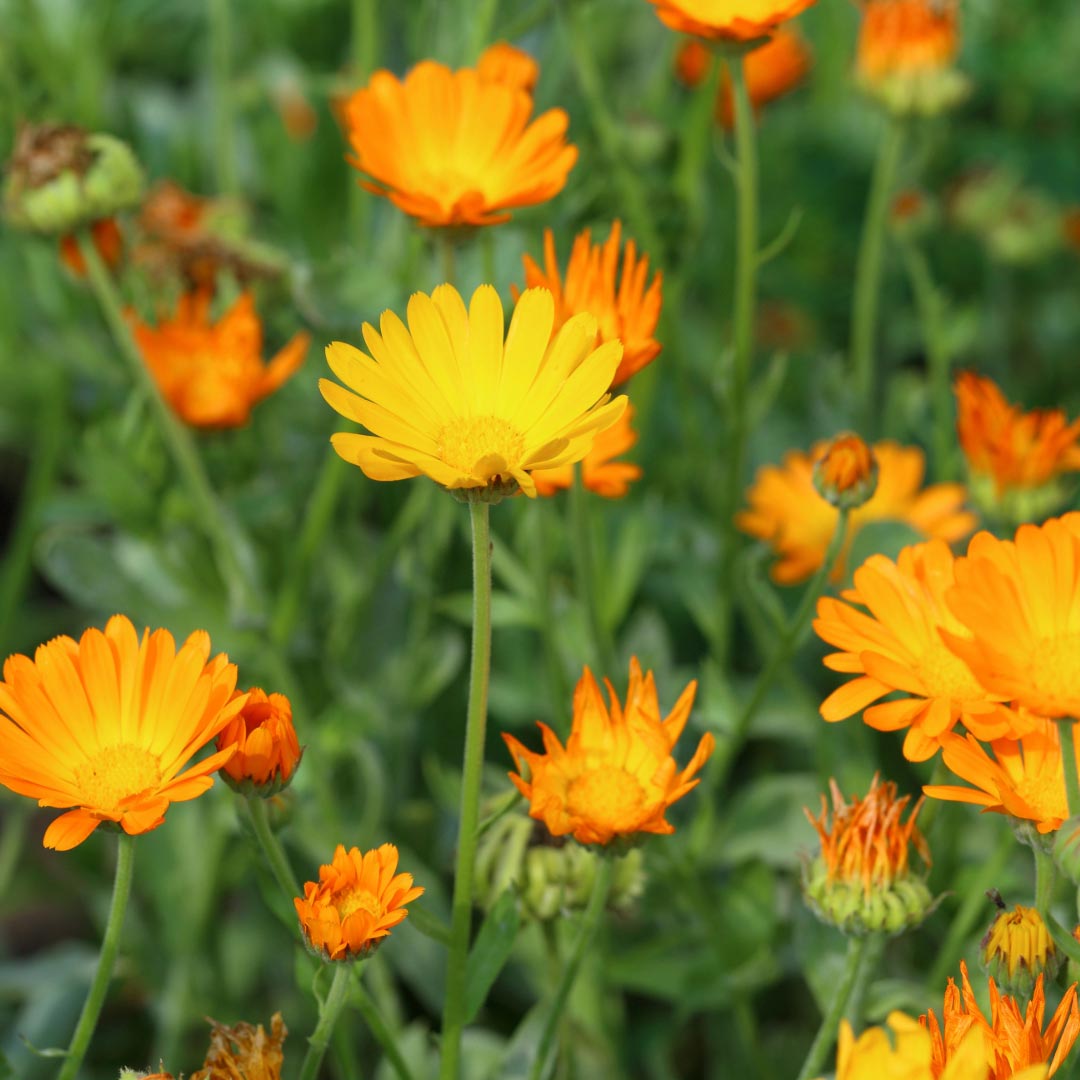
59 217 123 276
191 1012 286 1080
0 615 244 850
813 432 878 509
857 0 959 81
476 42 539 93
217 689 302 796
717 28 811 126
503 659 714 847
519 220 662 387
533 402 642 498
294 843 423 962
647 0 819 44
130 290 309 429
341 60 576 227
737 440 976 585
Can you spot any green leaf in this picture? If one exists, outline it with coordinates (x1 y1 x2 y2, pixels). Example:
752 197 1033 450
717 774 822 868
602 510 653 631
464 889 522 1025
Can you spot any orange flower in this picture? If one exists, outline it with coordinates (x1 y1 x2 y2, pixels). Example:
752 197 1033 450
476 42 539 93
737 440 976 585
815 539 1022 762
922 961 1080 1080
191 1012 286 1080
59 217 123 276
813 432 879 509
503 659 714 846
533 402 642 498
130 290 309 429
945 516 1080 718
341 60 576 227
519 220 662 386
647 0 818 44
857 0 959 82
717 28 811 126
294 843 423 962
0 615 244 850
217 688 302 796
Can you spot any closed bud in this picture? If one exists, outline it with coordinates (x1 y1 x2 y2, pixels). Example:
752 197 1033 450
813 433 879 510
217 688 302 798
980 894 1060 1000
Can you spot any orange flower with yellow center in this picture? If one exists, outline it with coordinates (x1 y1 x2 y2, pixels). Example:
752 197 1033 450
341 60 576 227
59 217 123 276
533 402 642 498
294 843 423 962
946 516 1080 719
130 290 309 429
737 440 976 585
503 659 714 846
519 221 662 387
0 615 245 850
476 42 539 93
647 0 818 43
217 688 302 796
815 539 1022 762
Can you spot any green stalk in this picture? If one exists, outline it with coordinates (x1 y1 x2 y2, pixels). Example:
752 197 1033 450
207 0 238 195
851 117 905 434
441 234 457 287
244 794 302 900
795 934 870 1080
528 856 615 1080
299 964 354 1080
569 463 615 676
439 500 494 1080
1061 719 1080 820
349 0 377 239
352 981 417 1080
57 832 136 1080
1035 843 1058 912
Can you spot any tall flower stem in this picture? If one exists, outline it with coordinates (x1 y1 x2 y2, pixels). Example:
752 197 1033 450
528 855 615 1080
348 0 377 240
1060 719 1080 820
569 463 615 676
1035 843 1058 913
298 964 354 1080
795 934 870 1080
57 832 136 1080
440 499 494 1080
207 0 238 195
244 794 301 899
851 117 905 434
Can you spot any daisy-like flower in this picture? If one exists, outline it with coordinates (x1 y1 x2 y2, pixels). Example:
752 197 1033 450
0 615 245 851
320 284 627 500
647 0 818 44
216 688 302 797
476 42 539 93
814 539 1023 762
191 1013 286 1080
130 289 309 429
294 843 423 962
340 59 576 227
59 217 123 276
502 658 714 846
982 902 1061 1001
519 220 662 387
533 402 642 498
737 440 976 585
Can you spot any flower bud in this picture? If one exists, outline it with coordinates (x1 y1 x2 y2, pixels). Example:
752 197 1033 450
217 689 302 798
980 895 1060 1000
813 434 879 510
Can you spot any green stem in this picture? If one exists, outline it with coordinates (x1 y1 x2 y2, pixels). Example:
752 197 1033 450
851 117 905 435
1061 719 1080 820
441 234 457 287
348 0 377 241
569 463 615 676
208 0 238 194
245 795 302 900
843 933 884 1029
299 964 354 1080
1035 844 1058 912
57 832 136 1080
528 856 615 1080
675 58 721 243
439 500 494 1080
795 934 870 1080
352 981 417 1080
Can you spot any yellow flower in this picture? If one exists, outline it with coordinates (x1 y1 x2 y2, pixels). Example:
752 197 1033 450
191 1012 287 1080
647 0 819 44
0 615 244 850
532 402 642 498
320 284 628 500
502 658 714 846
982 903 1060 1000
216 688 302 797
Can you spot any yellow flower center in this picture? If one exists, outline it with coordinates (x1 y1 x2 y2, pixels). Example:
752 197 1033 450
438 416 526 478
73 744 163 811
565 767 647 832
916 641 986 700
1029 635 1080 704
336 887 383 921
1015 771 1067 822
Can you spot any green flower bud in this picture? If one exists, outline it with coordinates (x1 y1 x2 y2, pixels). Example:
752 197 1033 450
861 68 969 117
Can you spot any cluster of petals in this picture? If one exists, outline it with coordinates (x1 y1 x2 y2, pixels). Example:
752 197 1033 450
503 658 715 846
856 0 960 81
216 687 302 791
533 402 642 498
475 42 540 93
0 614 245 850
648 0 818 44
191 1012 286 1080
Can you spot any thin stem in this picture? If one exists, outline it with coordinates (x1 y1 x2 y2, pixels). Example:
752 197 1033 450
441 234 457 287
57 832 136 1080
348 0 378 240
843 932 884 1029
1035 844 1058 913
439 500 494 1080
207 0 238 195
1061 719 1080 820
244 795 302 900
299 964 354 1080
674 55 721 241
569 463 615 676
851 117 905 435
528 856 615 1080
795 935 870 1080
352 981 417 1080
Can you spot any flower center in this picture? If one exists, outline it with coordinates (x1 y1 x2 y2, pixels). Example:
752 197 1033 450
1028 635 1080 707
336 887 383 921
916 641 986 701
73 744 163 811
1015 771 1067 823
438 416 526 480
565 767 647 833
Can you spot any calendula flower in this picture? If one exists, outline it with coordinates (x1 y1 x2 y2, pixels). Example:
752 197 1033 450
923 962 1080 1080
945 516 1080 718
0 615 245 851
341 60 576 227
519 221 662 387
321 284 627 500
982 901 1061 1001
295 843 423 962
813 432 879 510
476 42 539 93
217 689 302 797
737 440 976 585
814 539 1022 763
190 1012 286 1080
59 217 123 276
533 402 642 498
647 0 818 44
130 289 309 429
503 658 714 847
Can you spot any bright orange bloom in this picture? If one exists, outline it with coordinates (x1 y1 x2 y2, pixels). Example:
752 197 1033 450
923 962 1080 1080
857 0 959 82
341 60 576 227
533 402 642 498
648 0 818 44
717 28 811 126
737 440 976 585
815 539 1022 762
476 42 539 93
519 221 662 387
0 615 244 851
946 516 1080 718
294 843 423 962
130 290 309 429
217 688 302 795
925 718 1075 834
503 659 714 846
59 217 123 276
191 1013 286 1080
